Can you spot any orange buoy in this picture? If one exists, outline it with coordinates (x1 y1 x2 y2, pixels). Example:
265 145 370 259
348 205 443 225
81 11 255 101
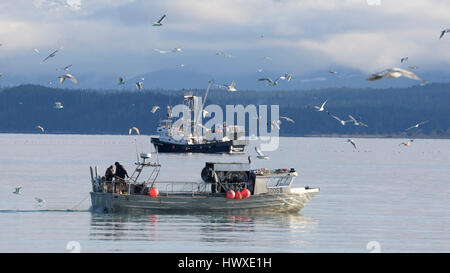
149 187 159 197
241 189 251 198
226 190 235 199
235 191 242 200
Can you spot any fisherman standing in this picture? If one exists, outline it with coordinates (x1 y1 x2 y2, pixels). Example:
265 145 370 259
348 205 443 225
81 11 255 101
114 162 129 180
104 165 115 181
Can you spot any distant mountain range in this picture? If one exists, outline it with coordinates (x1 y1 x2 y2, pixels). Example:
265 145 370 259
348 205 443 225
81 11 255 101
1 66 449 91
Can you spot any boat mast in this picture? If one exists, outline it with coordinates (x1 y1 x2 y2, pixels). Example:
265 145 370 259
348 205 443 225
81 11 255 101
201 80 214 111
194 80 214 139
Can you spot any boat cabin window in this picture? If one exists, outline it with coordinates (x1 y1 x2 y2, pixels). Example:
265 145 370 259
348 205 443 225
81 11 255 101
267 176 291 187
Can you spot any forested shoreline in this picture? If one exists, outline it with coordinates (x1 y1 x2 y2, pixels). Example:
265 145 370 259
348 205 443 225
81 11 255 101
1 84 449 137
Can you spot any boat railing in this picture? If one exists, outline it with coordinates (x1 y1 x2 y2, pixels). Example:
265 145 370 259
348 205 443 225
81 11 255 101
90 163 209 197
156 181 208 197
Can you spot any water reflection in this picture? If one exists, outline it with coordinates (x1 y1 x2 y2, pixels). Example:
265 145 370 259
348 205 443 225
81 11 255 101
89 213 160 241
197 213 318 243
89 212 318 245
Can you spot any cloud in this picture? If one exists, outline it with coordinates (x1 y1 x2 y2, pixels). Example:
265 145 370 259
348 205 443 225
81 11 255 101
0 19 63 54
1 0 450 86
298 26 450 73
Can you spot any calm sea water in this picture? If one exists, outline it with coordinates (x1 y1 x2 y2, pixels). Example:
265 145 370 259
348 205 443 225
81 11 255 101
0 134 449 253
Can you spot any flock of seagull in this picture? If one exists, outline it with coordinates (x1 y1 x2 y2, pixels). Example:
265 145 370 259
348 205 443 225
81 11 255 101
27 13 438 158
254 94 429 156
12 186 46 206
3 14 446 197
315 97 428 151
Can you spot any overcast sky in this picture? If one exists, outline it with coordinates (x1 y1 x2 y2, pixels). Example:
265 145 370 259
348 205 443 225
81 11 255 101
1 0 450 87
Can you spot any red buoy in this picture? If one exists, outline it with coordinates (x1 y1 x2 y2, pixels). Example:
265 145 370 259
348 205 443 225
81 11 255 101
241 189 251 198
149 187 159 197
235 191 242 200
226 190 235 199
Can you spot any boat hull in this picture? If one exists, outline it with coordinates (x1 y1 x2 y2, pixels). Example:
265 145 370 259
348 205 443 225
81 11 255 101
151 137 247 154
90 188 319 214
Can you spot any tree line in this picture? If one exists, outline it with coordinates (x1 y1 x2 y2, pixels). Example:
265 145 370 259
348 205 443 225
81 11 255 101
0 84 449 137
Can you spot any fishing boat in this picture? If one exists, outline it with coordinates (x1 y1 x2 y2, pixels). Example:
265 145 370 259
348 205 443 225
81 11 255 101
89 153 319 213
150 85 248 154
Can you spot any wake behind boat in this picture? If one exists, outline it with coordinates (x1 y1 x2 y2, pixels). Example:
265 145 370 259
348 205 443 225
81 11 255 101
89 153 319 213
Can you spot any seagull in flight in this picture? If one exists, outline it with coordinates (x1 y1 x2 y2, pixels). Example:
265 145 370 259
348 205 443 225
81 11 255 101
54 102 64 109
218 80 237 92
40 49 59 64
216 52 232 58
400 57 409 63
58 74 78 85
405 121 429 131
154 49 171 54
329 70 338 74
36 125 45 133
58 64 72 71
152 14 166 26
258 77 280 86
347 139 359 151
440 28 450 39
151 106 160 113
129 127 140 135
255 147 269 160
154 47 181 54
35 197 46 205
348 115 368 127
399 140 414 147
280 116 295 123
136 81 143 91
314 99 328 112
408 65 419 70
13 186 22 195
366 67 421 81
330 114 352 126
270 120 281 130
279 73 292 82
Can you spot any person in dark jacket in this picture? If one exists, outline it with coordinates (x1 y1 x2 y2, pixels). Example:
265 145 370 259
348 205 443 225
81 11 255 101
104 165 115 181
114 162 129 180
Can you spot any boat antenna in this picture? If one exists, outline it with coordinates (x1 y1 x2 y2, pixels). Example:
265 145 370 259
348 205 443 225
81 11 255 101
155 145 160 165
202 79 214 111
168 89 172 109
135 137 139 163
195 79 214 126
